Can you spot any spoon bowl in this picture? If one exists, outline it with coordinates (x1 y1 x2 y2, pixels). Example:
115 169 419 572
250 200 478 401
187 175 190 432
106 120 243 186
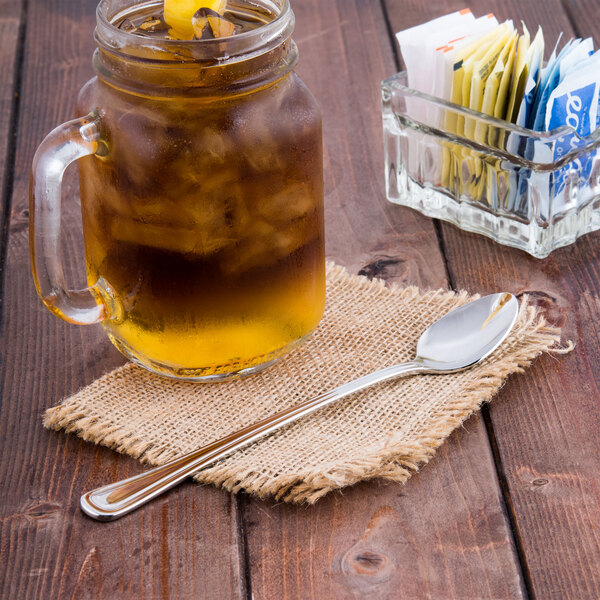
417 292 518 371
81 292 519 521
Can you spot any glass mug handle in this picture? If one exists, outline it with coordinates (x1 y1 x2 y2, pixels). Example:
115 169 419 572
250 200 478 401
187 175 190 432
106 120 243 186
30 113 118 325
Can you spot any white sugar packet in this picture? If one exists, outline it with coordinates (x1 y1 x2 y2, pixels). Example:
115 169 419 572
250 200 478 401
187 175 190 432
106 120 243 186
396 9 475 94
396 10 499 185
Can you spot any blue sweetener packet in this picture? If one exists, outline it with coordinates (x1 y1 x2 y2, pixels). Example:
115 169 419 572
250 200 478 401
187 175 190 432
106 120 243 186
528 34 564 128
524 39 579 217
532 38 594 131
505 28 544 213
545 51 600 211
515 38 597 217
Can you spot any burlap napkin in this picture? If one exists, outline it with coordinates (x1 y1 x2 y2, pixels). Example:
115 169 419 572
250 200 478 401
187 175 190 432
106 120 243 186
44 263 568 503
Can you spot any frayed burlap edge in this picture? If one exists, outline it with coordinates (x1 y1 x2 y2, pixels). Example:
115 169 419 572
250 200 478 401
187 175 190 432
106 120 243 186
43 264 572 504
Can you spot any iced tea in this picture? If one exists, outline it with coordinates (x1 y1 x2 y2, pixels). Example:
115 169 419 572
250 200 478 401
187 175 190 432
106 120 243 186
75 0 325 379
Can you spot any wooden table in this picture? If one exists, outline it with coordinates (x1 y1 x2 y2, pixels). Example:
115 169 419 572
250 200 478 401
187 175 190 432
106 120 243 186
1 0 599 597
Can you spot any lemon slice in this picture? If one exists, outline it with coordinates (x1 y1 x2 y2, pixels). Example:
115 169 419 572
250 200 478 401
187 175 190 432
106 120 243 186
164 0 227 39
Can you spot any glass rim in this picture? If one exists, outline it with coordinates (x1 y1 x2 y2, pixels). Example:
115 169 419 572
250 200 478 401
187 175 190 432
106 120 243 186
382 71 600 146
95 0 293 61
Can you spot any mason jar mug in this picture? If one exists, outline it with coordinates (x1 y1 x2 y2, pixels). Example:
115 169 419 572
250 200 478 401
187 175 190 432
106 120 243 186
30 0 325 381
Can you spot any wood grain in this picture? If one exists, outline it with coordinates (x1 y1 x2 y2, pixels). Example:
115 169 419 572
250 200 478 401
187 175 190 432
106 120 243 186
0 0 245 598
243 0 526 598
0 0 22 277
385 0 600 597
293 2 448 287
5 0 598 597
244 424 527 600
561 0 600 37
441 232 600 600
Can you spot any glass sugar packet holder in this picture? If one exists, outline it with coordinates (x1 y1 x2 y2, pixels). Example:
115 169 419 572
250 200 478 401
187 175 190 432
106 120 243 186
382 72 600 258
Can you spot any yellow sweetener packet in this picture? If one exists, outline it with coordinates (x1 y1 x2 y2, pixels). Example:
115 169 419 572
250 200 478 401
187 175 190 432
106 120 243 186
489 33 519 204
473 31 517 144
460 24 512 197
447 26 501 129
505 28 531 123
442 26 500 188
453 33 496 126
451 24 507 195
493 33 519 120
466 23 513 135
472 32 518 205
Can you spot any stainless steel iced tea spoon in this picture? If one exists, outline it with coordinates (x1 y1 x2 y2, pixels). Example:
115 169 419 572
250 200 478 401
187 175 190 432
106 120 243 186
81 292 518 521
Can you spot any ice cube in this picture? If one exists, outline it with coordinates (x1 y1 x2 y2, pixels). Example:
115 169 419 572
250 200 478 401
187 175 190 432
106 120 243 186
138 16 170 33
110 218 234 256
219 219 276 274
118 18 137 32
192 7 236 39
252 184 316 225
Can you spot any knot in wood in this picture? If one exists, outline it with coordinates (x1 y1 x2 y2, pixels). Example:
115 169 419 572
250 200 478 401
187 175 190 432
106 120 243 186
516 290 566 327
24 501 62 521
343 548 390 577
358 255 405 281
353 550 387 572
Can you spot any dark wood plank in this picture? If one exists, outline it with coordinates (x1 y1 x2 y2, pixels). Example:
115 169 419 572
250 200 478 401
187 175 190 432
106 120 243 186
0 0 22 265
562 0 600 38
385 0 600 597
245 426 527 600
0 0 245 597
442 226 600 600
244 0 527 597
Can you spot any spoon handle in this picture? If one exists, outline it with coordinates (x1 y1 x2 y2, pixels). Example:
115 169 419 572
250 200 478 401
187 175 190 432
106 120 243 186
80 361 425 520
